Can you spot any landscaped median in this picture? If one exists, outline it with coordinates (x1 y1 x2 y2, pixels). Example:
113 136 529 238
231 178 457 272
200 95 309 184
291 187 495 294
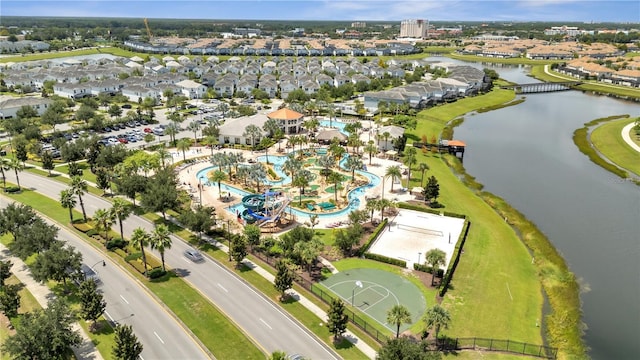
0 186 264 360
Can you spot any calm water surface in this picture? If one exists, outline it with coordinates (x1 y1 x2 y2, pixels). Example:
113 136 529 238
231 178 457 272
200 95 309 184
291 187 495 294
452 74 640 359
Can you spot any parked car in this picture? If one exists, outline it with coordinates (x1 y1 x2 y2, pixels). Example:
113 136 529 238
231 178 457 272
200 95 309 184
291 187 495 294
103 126 112 133
121 104 132 109
184 249 204 263
118 138 128 144
153 127 164 136
143 127 152 133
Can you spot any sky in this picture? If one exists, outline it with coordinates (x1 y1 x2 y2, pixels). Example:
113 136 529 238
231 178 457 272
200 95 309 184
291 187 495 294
1 1 639 23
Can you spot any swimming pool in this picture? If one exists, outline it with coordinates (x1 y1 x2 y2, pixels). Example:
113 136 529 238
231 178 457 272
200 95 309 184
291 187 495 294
319 120 349 135
196 154 381 220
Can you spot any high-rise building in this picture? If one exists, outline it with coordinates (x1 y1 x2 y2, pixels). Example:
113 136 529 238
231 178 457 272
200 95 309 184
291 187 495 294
400 19 428 39
351 22 367 28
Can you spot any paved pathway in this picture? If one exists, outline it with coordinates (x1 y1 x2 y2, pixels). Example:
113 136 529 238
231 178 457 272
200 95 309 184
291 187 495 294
621 122 640 153
0 243 104 360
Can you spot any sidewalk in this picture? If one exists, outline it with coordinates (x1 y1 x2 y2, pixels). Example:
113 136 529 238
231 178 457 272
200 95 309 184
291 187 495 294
621 122 640 153
0 243 104 360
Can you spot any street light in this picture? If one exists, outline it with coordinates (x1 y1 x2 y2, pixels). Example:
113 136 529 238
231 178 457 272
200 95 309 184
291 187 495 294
226 219 232 261
417 252 422 265
351 280 363 307
91 260 106 271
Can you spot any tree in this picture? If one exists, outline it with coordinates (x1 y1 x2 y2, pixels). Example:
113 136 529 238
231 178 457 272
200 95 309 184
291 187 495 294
403 147 417 187
112 324 144 360
273 260 293 301
425 248 446 286
70 176 88 221
116 173 147 206
2 298 81 359
294 238 322 274
141 168 179 220
385 165 402 193
344 155 363 182
327 171 343 202
31 241 82 289
0 283 21 318
387 304 412 338
263 118 280 137
377 337 440 360
423 305 451 341
243 124 263 151
292 169 312 205
110 198 132 242
326 298 349 341
418 163 430 187
230 234 247 267
79 278 106 331
176 138 191 161
150 224 172 272
180 206 215 242
244 224 261 250
130 228 150 276
41 151 55 176
187 120 201 142
95 207 115 241
0 260 12 288
0 157 9 191
365 198 379 223
423 175 440 205
6 158 24 191
248 163 267 193
364 141 377 165
209 169 228 199
59 189 77 223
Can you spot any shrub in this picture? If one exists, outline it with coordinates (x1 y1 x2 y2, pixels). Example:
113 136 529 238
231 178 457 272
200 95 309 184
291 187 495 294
114 248 127 258
4 186 20 193
127 259 148 274
357 219 387 256
125 253 142 262
413 263 445 277
106 237 127 250
439 220 471 297
86 229 98 237
72 222 93 233
148 268 166 279
363 252 406 268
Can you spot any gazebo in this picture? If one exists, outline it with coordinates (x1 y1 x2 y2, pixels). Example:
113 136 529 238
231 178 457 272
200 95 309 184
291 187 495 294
316 129 347 145
385 150 398 160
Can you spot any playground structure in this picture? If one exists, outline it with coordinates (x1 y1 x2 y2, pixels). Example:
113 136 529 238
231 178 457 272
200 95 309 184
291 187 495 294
239 191 291 226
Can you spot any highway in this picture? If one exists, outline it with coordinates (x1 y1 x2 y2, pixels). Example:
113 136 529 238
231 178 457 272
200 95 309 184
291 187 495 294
5 170 340 359
0 196 209 360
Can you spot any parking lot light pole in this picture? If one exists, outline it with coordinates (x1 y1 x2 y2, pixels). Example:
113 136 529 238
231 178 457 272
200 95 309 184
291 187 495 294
91 260 106 271
227 219 232 261
417 252 422 265
198 177 203 206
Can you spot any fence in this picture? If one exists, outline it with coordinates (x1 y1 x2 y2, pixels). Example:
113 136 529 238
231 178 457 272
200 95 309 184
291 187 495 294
435 337 557 359
251 251 391 344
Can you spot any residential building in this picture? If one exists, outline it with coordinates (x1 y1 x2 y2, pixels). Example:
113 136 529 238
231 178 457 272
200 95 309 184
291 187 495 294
400 19 428 39
0 96 53 119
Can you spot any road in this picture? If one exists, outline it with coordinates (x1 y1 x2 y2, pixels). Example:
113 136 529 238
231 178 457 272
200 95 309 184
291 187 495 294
5 170 340 359
0 196 210 360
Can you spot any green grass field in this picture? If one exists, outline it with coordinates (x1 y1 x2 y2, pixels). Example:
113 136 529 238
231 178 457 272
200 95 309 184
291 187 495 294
590 118 640 176
405 89 544 345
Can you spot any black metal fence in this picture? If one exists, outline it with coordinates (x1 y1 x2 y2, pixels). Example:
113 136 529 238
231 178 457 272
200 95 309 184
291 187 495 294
251 252 558 359
436 337 557 359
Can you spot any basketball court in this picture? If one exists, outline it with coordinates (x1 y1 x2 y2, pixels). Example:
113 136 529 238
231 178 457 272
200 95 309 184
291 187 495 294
320 268 425 332
368 209 466 269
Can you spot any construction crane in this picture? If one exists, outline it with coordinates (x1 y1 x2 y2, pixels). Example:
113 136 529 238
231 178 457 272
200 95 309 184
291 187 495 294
143 18 153 41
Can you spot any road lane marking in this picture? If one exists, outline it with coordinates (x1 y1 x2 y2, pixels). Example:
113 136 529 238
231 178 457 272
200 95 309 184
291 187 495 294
217 283 228 293
259 318 272 330
104 311 114 322
119 295 129 304
154 331 165 344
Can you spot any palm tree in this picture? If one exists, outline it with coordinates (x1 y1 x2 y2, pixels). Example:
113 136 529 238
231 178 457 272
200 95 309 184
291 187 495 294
262 118 280 138
70 176 88 222
365 198 379 223
243 124 263 151
403 147 418 187
93 208 114 242
423 305 451 342
425 248 447 286
156 146 172 168
211 152 228 171
59 189 77 223
110 198 132 241
209 170 228 199
377 198 394 222
327 171 342 203
364 142 377 165
0 157 9 191
248 163 266 193
187 120 201 143
151 224 172 272
282 154 302 184
176 138 191 161
229 152 244 175
130 227 150 276
344 155 364 182
385 165 402 193
6 158 24 191
164 122 179 145
236 166 250 186
292 169 312 205
382 131 391 150
317 155 334 182
387 304 412 338
418 162 430 187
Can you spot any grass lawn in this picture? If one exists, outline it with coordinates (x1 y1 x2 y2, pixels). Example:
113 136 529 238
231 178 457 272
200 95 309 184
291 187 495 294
1 187 263 359
404 89 544 345
530 65 640 99
56 162 99 184
590 118 640 177
0 276 43 360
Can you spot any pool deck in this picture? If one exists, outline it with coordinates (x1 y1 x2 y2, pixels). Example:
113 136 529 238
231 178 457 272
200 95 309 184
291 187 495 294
177 135 416 231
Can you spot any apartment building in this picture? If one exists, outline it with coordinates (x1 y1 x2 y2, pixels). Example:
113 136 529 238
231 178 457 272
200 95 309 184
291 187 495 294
400 19 428 39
